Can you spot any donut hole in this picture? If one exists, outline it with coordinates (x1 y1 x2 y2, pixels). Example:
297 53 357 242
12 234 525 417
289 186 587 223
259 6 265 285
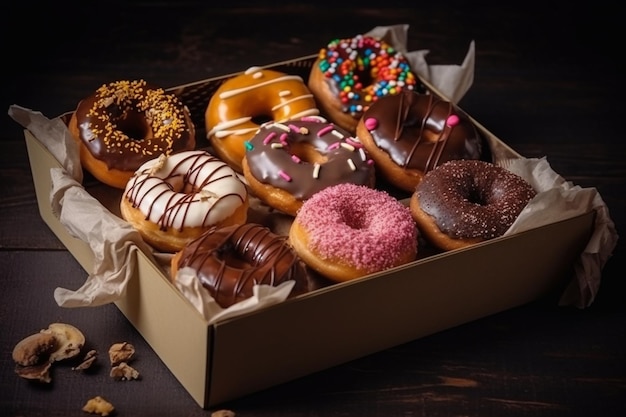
357 69 374 89
117 110 151 140
251 114 273 126
220 250 254 269
289 142 328 165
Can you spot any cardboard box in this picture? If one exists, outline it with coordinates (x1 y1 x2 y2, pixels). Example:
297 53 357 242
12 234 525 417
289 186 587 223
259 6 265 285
23 55 595 408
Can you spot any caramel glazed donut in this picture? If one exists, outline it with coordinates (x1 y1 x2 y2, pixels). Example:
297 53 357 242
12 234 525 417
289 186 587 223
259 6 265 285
242 116 376 216
171 223 311 308
356 90 485 193
68 79 196 189
308 34 418 133
120 150 249 253
205 66 320 173
410 159 537 251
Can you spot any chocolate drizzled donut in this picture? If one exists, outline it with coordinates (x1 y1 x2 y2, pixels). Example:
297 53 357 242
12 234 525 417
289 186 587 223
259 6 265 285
171 223 311 308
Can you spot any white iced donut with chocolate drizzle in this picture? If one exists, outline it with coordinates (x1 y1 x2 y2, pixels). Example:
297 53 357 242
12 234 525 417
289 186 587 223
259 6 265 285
205 66 320 173
120 150 249 252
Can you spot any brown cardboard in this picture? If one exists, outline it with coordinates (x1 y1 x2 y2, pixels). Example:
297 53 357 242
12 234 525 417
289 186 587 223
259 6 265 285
23 55 596 407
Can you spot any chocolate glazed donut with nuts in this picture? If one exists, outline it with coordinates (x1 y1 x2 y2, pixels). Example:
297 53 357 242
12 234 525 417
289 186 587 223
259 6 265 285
355 90 485 193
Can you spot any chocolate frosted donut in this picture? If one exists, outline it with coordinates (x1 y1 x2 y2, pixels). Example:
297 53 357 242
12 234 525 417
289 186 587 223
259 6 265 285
242 116 375 216
170 223 311 308
410 160 536 251
68 79 196 189
356 90 484 193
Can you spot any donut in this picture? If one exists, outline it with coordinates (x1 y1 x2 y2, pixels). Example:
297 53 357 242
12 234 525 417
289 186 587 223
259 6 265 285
355 90 485 193
120 150 249 253
205 66 320 173
242 116 376 216
170 223 311 308
409 159 537 251
308 34 418 133
68 79 196 189
289 183 418 282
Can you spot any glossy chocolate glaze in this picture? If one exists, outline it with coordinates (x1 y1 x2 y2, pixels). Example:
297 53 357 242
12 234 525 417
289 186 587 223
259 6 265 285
176 223 310 308
363 91 483 172
245 117 374 200
74 80 195 171
416 160 536 239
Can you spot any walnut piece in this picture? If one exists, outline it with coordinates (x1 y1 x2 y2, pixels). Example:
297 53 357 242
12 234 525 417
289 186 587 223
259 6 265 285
108 342 135 366
110 362 140 381
82 396 115 416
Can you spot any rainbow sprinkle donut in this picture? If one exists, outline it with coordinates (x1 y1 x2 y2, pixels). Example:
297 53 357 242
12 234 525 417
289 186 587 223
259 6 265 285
308 34 418 132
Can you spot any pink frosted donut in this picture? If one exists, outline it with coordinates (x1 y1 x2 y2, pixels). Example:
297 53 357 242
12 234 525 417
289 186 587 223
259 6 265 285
288 183 418 282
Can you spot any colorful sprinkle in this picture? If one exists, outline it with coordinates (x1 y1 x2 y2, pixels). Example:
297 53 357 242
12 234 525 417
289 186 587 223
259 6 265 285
345 137 363 148
313 163 321 178
291 154 301 163
446 114 460 127
244 141 254 151
263 131 277 145
340 142 355 152
278 170 292 182
364 117 378 130
347 158 356 171
317 125 334 137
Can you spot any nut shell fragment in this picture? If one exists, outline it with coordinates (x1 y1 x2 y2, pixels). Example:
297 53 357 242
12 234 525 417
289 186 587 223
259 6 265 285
43 322 86 362
12 332 57 366
73 349 98 371
82 395 115 416
14 361 53 383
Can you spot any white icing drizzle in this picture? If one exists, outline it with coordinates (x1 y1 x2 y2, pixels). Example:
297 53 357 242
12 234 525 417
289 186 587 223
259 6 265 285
124 150 247 230
207 67 320 141
271 93 315 112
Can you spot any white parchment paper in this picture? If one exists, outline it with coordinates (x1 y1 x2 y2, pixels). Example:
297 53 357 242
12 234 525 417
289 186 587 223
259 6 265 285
7 24 616 322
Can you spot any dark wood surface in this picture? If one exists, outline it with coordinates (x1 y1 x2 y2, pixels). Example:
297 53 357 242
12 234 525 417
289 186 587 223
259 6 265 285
2 2 625 416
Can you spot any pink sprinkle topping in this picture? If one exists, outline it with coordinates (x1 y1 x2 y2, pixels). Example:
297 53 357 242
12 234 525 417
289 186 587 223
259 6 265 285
280 132 289 144
291 154 301 163
327 141 341 150
288 124 300 132
345 137 363 148
317 125 334 137
278 170 292 182
295 183 417 273
446 114 460 127
364 117 378 130
263 131 277 145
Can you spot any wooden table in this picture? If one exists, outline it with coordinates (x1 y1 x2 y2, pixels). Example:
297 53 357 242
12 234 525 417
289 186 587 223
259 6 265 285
2 3 624 416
